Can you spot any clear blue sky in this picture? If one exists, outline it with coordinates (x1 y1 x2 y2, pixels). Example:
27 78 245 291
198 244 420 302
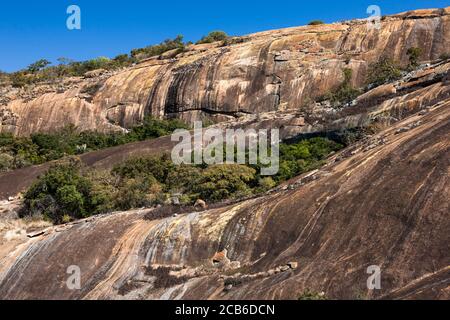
0 0 448 72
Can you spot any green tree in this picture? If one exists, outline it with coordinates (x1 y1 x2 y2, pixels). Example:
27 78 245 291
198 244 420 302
197 31 228 44
0 153 14 172
87 170 117 214
194 164 256 201
20 157 93 224
165 164 202 193
407 47 422 69
366 57 403 87
131 35 185 59
27 59 51 73
115 176 162 210
323 68 361 106
57 57 74 66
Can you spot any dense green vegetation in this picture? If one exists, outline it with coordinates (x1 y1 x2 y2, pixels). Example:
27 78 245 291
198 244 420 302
0 117 189 172
406 47 422 69
1 32 232 88
276 137 342 181
439 52 450 60
365 47 426 87
19 137 343 224
320 47 426 107
6 56 136 88
321 68 361 106
366 56 403 87
2 35 190 88
131 35 187 60
19 157 92 224
0 29 249 88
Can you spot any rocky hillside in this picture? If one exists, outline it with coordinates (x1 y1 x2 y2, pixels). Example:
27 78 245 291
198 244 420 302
0 7 449 136
0 97 448 300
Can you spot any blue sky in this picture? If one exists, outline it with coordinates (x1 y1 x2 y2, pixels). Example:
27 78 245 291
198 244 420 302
0 0 449 72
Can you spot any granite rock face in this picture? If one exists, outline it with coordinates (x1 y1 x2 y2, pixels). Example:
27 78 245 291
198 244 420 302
0 7 449 300
1 7 450 135
0 99 448 300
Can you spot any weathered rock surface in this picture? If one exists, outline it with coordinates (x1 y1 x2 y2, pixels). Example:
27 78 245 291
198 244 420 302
0 7 449 301
0 58 448 200
1 7 450 135
0 100 448 300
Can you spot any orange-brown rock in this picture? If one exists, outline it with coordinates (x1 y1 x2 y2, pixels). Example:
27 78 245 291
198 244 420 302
0 99 448 300
1 7 450 136
0 7 449 301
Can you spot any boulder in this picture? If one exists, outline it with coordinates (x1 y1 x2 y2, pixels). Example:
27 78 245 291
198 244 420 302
280 265 290 272
212 249 231 267
194 199 207 210
290 117 306 126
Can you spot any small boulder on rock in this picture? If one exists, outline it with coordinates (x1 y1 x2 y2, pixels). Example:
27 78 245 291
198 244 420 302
194 199 208 210
212 249 231 267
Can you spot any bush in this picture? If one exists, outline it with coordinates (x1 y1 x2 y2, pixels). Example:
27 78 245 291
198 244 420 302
308 20 325 25
322 68 361 106
20 157 92 223
366 57 403 87
0 134 41 169
258 177 277 191
439 53 450 60
276 137 342 182
27 59 51 73
112 154 174 182
220 37 247 47
112 156 172 210
128 117 190 141
0 70 8 86
19 137 343 224
111 54 133 68
0 153 14 172
165 164 202 193
131 35 185 60
332 128 366 146
86 170 117 214
194 164 256 201
114 176 163 210
196 31 228 44
3 54 134 88
9 71 34 88
0 118 189 173
2 35 186 87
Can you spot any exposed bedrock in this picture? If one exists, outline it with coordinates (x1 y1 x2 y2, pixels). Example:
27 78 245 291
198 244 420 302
1 7 450 135
0 101 448 300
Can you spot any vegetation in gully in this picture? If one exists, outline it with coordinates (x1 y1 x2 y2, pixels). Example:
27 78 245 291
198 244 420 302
19 136 342 224
0 117 188 172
